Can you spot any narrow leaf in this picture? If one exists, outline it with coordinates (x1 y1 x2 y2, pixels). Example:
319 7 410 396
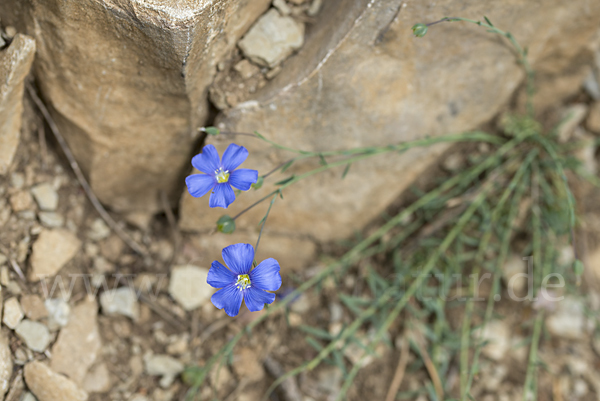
342 163 351 179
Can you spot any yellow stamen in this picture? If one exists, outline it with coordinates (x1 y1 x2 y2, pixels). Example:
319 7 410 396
236 274 251 290
215 168 230 183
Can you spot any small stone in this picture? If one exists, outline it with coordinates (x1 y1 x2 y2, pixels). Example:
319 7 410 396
307 0 323 16
24 361 88 401
557 104 588 142
209 364 233 393
231 348 265 383
38 211 64 228
2 297 24 329
502 254 527 296
6 280 21 295
20 295 48 320
273 0 291 15
14 347 30 365
87 218 110 241
29 229 81 281
82 363 111 393
573 379 588 397
0 266 8 285
100 287 139 319
0 253 6 266
93 256 115 273
546 297 585 339
442 153 464 171
233 59 260 79
166 333 189 356
289 293 310 313
10 172 25 189
0 331 12 399
587 101 600 134
4 26 17 39
143 354 184 388
168 265 212 311
584 71 600 100
238 9 305 68
317 367 342 396
475 320 510 361
123 211 153 231
51 299 101 385
21 392 38 401
265 65 282 79
9 191 34 212
45 298 71 330
15 320 51 352
30 183 59 211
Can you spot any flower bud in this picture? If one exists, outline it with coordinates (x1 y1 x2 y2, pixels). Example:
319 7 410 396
411 23 428 37
216 215 236 234
252 176 264 190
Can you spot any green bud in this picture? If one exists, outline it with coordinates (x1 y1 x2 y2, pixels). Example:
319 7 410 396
216 215 236 234
573 259 584 276
203 126 220 136
252 176 264 190
411 23 428 37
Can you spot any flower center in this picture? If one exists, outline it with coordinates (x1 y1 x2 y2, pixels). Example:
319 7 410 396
215 168 230 183
236 274 251 290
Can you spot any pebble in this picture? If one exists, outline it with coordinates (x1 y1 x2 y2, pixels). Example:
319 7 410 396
51 299 101 384
209 364 233 393
38 211 64 228
29 229 81 281
233 59 260 79
317 367 342 396
273 0 291 15
0 253 6 266
231 348 265 383
238 9 305 68
586 101 600 134
30 183 59 211
15 320 51 352
24 361 88 401
501 254 527 295
557 104 588 142
546 297 585 339
44 298 71 330
307 0 323 16
168 265 212 311
143 354 184 388
2 297 24 329
442 152 464 171
100 287 139 319
476 320 510 361
9 190 34 212
0 266 8 285
21 392 37 401
86 218 110 241
0 332 12 399
10 172 25 189
82 363 111 393
20 294 48 320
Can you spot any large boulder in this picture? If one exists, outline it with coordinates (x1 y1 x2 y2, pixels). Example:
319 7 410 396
0 0 270 212
180 0 600 243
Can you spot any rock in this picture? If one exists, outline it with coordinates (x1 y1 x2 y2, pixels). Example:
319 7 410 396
0 33 36 175
208 364 233 393
38 211 65 228
587 101 600 134
546 297 585 339
441 152 464 171
238 9 305 68
20 295 48 320
231 348 265 383
51 299 101 385
21 392 38 401
475 320 510 361
100 287 139 320
307 0 323 16
168 265 212 311
86 219 110 241
24 361 88 401
0 331 12 399
44 298 71 330
2 0 271 214
30 183 59 211
273 0 292 16
9 191 34 212
15 320 51 352
29 229 81 281
317 367 342 396
2 297 24 329
82 363 111 394
557 104 588 142
0 254 6 266
234 59 261 79
182 0 600 242
0 266 8 285
501 254 527 296
143 354 184 388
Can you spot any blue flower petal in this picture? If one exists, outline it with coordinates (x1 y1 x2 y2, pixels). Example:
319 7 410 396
250 258 282 291
221 144 249 171
222 243 254 275
209 183 236 208
207 260 236 288
244 287 276 312
191 144 221 174
185 174 215 198
229 169 258 191
211 284 243 317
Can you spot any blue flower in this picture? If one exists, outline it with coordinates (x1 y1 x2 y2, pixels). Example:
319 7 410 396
185 144 258 209
207 243 282 317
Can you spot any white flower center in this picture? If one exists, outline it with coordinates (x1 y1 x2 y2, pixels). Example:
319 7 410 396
236 274 251 291
215 168 230 183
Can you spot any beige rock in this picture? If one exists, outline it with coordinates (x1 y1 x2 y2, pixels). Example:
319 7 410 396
29 229 81 281
231 348 265 383
1 0 271 213
0 34 36 175
15 319 51 352
2 297 24 329
587 101 600 133
24 361 88 401
0 331 12 399
557 104 588 142
168 265 212 311
51 298 101 385
82 363 111 394
9 190 33 212
20 294 48 320
182 0 600 242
